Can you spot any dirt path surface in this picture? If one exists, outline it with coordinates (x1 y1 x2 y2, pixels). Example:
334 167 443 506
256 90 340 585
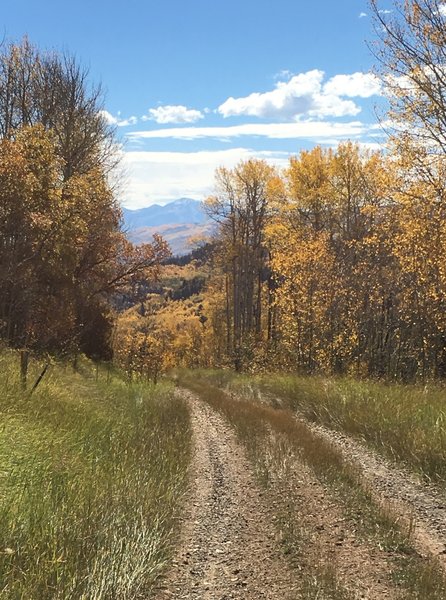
265 432 402 600
303 418 446 563
155 391 297 599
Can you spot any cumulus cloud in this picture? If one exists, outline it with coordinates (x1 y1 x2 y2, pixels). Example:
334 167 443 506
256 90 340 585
439 3 446 15
99 110 137 127
359 12 368 18
217 70 382 121
274 69 293 81
144 104 204 124
120 148 290 208
126 120 371 142
323 73 382 98
218 70 361 120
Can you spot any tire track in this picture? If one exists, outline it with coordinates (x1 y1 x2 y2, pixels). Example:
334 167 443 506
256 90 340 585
155 391 297 599
299 417 446 564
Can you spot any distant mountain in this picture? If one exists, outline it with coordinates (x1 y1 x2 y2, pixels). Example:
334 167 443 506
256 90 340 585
122 198 208 229
127 222 215 256
122 198 214 255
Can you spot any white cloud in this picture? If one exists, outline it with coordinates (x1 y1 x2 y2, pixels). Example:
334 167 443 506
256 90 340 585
100 110 118 125
144 104 204 124
378 9 392 14
127 120 370 142
218 70 362 120
274 69 293 81
359 12 368 18
323 73 382 98
118 116 138 127
99 110 137 127
439 4 446 16
120 148 290 208
217 70 382 121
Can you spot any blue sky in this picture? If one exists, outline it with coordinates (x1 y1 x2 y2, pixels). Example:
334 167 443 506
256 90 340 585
3 0 392 207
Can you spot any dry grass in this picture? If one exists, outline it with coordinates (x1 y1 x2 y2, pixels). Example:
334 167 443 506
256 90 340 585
179 370 446 599
233 373 446 483
0 351 191 600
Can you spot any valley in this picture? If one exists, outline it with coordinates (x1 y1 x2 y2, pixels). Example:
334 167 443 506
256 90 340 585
122 198 214 255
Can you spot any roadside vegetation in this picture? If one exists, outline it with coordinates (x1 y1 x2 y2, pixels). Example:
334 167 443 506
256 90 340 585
0 350 190 600
187 369 446 484
179 371 446 599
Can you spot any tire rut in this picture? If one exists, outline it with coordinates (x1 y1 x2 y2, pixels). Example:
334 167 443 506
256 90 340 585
301 418 446 564
155 391 297 599
265 433 403 599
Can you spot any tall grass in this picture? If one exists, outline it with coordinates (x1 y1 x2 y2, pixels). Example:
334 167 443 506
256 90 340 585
187 369 446 483
0 351 190 599
180 371 446 599
257 375 446 483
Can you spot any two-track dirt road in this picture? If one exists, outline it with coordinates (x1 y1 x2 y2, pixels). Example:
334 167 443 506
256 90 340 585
155 389 446 599
155 393 297 599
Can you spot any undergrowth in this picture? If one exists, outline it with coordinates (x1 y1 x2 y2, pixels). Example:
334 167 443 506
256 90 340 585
0 351 191 600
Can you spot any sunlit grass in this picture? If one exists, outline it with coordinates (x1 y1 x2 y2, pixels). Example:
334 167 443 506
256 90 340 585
180 370 446 599
187 369 446 483
257 375 446 483
0 351 190 599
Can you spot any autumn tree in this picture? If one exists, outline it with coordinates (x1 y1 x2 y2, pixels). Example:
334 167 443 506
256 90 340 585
370 0 446 379
0 124 169 362
265 143 397 375
149 143 446 381
370 0 446 154
0 38 115 178
205 159 279 369
0 40 170 382
0 126 66 354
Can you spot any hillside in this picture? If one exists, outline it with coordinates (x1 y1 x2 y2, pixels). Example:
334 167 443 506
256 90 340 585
122 198 214 255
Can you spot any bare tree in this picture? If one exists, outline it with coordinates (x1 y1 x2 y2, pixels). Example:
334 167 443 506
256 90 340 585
370 0 446 157
34 51 118 179
0 38 117 177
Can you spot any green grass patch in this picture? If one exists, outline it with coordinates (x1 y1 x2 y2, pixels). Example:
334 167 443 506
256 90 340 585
0 351 191 599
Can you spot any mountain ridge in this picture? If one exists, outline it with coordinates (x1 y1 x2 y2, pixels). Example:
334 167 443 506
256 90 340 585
122 197 208 230
121 197 213 255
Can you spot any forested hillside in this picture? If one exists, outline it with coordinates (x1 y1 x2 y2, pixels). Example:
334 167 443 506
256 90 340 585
115 1 446 383
117 138 446 381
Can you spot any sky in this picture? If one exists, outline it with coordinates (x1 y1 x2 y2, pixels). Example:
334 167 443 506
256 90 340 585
2 0 393 208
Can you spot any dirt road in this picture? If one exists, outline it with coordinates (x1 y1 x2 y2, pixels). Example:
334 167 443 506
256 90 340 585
155 392 297 599
304 417 446 563
154 385 446 599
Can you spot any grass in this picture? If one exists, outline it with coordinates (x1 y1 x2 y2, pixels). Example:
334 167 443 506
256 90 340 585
179 370 446 599
269 375 446 483
188 369 446 484
0 350 191 600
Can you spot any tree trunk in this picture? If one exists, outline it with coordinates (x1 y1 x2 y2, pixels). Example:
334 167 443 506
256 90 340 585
20 349 29 390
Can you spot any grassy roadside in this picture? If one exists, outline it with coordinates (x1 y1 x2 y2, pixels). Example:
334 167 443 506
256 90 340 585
188 369 446 484
179 371 446 599
0 351 191 600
